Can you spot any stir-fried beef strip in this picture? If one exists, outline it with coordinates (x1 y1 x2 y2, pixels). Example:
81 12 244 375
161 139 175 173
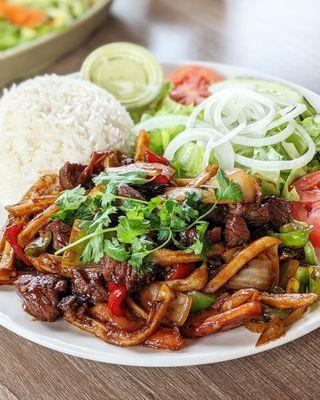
262 196 292 229
207 204 228 225
224 215 250 248
228 203 270 227
279 247 305 261
59 161 86 190
100 257 156 292
206 227 222 244
178 228 199 246
59 151 134 191
117 184 145 200
71 269 108 304
15 274 67 322
207 257 224 279
58 294 88 314
137 184 168 198
44 221 72 251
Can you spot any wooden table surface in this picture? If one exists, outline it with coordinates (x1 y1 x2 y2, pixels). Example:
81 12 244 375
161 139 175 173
1 1 320 399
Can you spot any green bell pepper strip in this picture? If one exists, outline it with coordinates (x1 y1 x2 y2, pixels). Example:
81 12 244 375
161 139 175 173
263 305 290 321
304 241 319 265
272 227 312 248
308 266 320 297
295 267 309 293
188 291 217 313
24 231 52 257
279 222 309 233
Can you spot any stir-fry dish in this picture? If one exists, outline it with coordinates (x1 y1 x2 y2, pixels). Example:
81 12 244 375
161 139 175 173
0 143 319 350
1 43 320 351
0 0 99 51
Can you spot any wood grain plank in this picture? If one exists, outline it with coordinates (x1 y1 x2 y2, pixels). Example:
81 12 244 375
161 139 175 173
1 325 320 400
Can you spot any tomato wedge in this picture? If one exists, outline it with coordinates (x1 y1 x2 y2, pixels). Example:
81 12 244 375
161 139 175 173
292 171 320 249
293 171 320 192
166 65 222 106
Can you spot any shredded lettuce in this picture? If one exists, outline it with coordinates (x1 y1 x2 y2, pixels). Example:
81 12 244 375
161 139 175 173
300 116 320 173
132 83 197 171
132 80 320 190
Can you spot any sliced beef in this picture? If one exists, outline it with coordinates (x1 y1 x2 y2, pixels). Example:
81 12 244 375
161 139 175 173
178 228 199 247
206 227 222 244
207 204 228 225
279 247 305 262
15 274 67 321
45 221 71 251
71 269 108 304
224 215 250 248
58 294 87 313
228 203 270 227
207 257 223 279
100 257 156 292
137 184 168 198
118 153 134 166
262 196 292 229
117 184 145 200
85 151 134 181
59 161 86 190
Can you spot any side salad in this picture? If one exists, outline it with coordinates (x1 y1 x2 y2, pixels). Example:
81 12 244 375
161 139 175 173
0 0 99 51
81 43 320 260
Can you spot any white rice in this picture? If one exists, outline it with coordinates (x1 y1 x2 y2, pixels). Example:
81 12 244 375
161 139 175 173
0 74 134 205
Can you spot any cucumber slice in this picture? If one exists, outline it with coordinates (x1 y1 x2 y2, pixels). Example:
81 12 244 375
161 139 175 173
211 78 316 117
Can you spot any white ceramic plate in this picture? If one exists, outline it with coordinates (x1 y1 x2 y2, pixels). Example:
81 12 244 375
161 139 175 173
0 61 319 367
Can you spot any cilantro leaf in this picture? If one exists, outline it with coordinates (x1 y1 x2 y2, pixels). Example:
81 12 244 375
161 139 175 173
184 190 203 208
187 221 209 256
81 223 105 263
94 170 151 187
117 216 150 243
52 186 88 222
55 185 87 209
215 169 243 202
104 238 130 262
129 253 154 273
81 206 117 233
129 236 163 273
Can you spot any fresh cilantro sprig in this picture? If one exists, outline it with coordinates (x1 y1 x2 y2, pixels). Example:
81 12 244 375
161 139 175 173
214 169 243 202
93 170 153 186
53 168 243 273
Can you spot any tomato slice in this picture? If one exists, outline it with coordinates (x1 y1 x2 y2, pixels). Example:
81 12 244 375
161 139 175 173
291 171 320 250
166 65 222 106
307 207 320 248
291 202 309 222
297 189 320 204
293 171 320 192
166 65 222 86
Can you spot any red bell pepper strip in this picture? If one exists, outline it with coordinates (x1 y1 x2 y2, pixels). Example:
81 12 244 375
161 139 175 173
108 282 128 316
168 263 195 280
5 224 32 266
153 174 171 184
145 149 170 166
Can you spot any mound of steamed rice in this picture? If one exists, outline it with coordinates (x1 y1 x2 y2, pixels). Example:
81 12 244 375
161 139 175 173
0 74 134 205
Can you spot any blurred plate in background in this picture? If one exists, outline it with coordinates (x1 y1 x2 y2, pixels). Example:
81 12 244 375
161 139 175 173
0 0 113 88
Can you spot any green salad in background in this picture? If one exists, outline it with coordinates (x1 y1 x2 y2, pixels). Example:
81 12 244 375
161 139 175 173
0 0 100 51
